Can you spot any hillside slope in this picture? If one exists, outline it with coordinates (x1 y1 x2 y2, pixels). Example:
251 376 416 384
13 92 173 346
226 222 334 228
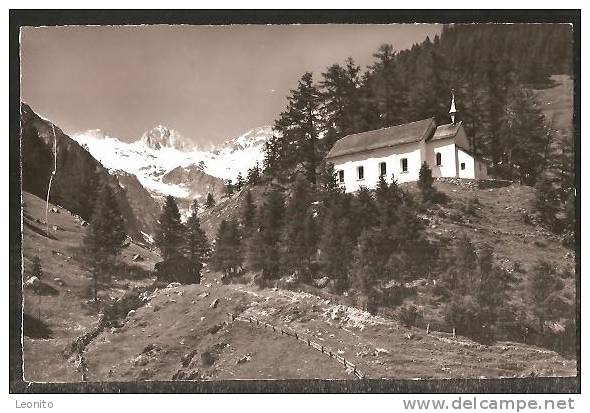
21 191 161 382
533 74 573 138
22 188 575 382
81 271 574 381
21 103 159 240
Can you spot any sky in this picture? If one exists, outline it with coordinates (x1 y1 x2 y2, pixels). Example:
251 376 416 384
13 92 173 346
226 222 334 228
20 24 441 145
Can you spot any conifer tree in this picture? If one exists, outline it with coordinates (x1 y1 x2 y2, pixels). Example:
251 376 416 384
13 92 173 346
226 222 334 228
225 179 234 198
246 163 261 185
247 188 285 279
184 200 209 279
418 161 435 201
365 44 409 127
352 228 390 312
211 219 242 278
83 180 127 301
30 255 44 321
319 57 362 145
271 72 323 184
241 189 257 236
386 204 429 280
530 260 565 330
30 255 43 280
499 87 551 184
318 199 354 291
205 193 216 208
154 195 185 261
317 161 340 196
351 187 379 238
535 176 560 229
281 176 316 279
235 172 245 191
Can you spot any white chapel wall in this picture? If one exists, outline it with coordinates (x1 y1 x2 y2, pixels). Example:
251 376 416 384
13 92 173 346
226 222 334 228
426 138 457 178
457 148 476 179
330 142 422 193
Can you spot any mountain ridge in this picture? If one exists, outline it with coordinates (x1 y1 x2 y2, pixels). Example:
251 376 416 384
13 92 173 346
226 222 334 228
20 102 159 240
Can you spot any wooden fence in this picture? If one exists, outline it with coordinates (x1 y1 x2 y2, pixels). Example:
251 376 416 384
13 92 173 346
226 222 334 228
227 312 365 380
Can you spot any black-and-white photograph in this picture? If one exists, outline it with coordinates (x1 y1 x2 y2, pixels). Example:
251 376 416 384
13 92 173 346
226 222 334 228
11 11 579 394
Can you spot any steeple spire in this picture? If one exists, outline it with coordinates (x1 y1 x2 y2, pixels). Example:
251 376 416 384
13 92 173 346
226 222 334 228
449 89 457 124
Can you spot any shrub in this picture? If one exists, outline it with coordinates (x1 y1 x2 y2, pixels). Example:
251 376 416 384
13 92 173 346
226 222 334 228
464 197 480 216
200 351 216 366
449 210 464 223
398 304 422 328
444 295 494 343
512 260 525 274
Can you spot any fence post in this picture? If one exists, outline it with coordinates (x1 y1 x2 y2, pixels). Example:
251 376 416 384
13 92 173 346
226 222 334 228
426 323 430 335
453 327 456 338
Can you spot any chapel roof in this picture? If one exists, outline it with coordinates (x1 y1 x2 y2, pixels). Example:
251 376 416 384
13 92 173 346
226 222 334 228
325 118 463 159
325 118 437 159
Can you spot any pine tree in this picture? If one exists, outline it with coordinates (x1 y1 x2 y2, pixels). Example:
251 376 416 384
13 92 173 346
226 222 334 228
211 219 242 278
530 260 565 330
499 87 551 185
184 200 209 280
30 255 43 280
386 204 429 280
319 57 362 145
351 187 379 238
205 193 216 208
564 191 576 234
241 189 257 236
235 172 245 191
154 195 185 261
83 180 127 301
272 72 323 184
247 187 285 279
83 181 127 258
30 255 44 321
476 244 511 327
246 162 261 185
352 228 390 312
225 179 234 197
317 161 340 195
318 199 354 291
365 44 409 127
534 176 560 229
418 161 434 195
281 176 316 279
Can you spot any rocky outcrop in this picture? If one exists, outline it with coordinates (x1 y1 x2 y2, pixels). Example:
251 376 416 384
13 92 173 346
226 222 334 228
20 102 147 240
140 125 194 151
162 164 225 200
113 170 161 236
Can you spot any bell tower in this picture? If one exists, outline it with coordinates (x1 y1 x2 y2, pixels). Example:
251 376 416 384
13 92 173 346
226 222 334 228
449 89 457 124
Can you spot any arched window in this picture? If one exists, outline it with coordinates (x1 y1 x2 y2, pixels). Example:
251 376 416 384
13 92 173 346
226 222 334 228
436 152 442 166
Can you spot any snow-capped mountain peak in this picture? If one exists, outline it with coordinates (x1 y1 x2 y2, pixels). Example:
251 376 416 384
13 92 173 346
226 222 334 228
71 124 272 201
223 125 273 152
74 128 117 141
139 125 194 151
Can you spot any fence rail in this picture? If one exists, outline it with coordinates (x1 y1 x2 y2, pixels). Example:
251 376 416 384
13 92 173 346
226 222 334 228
227 312 365 380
